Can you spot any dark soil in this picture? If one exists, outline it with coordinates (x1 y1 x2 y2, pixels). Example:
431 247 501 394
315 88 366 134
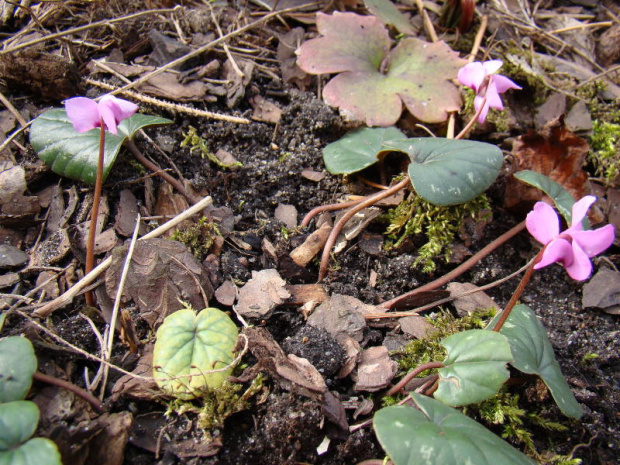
1 1 619 464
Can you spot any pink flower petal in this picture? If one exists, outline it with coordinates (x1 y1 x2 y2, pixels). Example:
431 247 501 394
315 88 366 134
490 74 521 93
473 95 490 123
458 62 486 92
526 202 560 245
98 102 119 135
564 241 592 281
484 80 504 110
64 97 101 133
481 60 503 75
534 238 573 270
98 95 137 135
572 224 615 257
568 195 596 230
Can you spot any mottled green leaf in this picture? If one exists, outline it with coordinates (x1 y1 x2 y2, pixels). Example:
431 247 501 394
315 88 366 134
392 137 503 205
30 109 172 184
0 438 62 465
153 307 238 399
435 329 512 406
491 304 583 419
0 337 36 403
374 395 536 465
322 126 405 174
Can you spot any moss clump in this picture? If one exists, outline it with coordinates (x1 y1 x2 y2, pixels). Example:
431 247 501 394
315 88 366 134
461 88 511 132
181 126 242 169
393 307 496 377
385 193 491 273
589 120 620 185
171 217 221 260
165 375 264 434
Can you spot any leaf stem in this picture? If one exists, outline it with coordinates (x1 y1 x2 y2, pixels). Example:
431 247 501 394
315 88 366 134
85 119 105 306
125 140 200 205
317 177 411 282
385 361 444 397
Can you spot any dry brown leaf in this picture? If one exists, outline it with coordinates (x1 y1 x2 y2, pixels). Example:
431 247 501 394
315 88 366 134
447 282 499 317
505 117 589 213
235 269 290 318
307 294 369 342
353 346 397 392
105 238 214 328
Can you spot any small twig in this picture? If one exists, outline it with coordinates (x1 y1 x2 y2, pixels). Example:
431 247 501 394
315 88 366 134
548 21 612 35
33 371 105 412
33 196 214 317
99 214 141 399
379 221 526 311
468 14 488 62
1 6 183 54
414 0 439 42
318 177 411 282
0 90 27 127
209 3 245 78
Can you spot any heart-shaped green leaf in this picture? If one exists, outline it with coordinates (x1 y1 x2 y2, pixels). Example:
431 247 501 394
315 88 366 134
491 304 583 419
0 401 39 450
0 437 62 465
153 307 238 399
391 137 503 205
374 394 536 465
323 126 405 174
435 329 512 406
30 109 172 185
0 337 37 403
513 170 575 224
297 12 466 126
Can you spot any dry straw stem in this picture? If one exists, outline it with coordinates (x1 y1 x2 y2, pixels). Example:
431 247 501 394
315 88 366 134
86 78 251 125
33 195 214 318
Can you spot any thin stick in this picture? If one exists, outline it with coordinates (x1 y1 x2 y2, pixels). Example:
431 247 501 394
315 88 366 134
0 90 27 127
318 177 411 282
1 6 183 54
33 196 213 317
468 14 488 62
107 4 319 97
414 0 439 42
301 198 366 227
378 221 526 311
548 21 612 34
99 214 141 399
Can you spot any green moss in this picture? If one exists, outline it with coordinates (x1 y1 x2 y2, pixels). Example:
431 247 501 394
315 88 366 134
589 120 620 185
165 375 264 434
392 308 496 376
181 126 242 169
170 216 221 260
384 193 491 273
461 88 511 132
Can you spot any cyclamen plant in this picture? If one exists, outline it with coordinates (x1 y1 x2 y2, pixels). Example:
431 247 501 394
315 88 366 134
65 94 138 134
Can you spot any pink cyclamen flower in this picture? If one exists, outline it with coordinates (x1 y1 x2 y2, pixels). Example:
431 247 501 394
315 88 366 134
64 94 138 135
457 60 521 123
526 196 615 281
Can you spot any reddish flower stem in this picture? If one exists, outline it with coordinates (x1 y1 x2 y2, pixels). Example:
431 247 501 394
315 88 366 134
84 119 105 307
455 95 487 140
318 177 411 282
492 249 543 332
379 221 526 311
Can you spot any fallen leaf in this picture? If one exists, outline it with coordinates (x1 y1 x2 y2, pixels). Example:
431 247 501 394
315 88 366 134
290 222 331 266
447 282 499 317
307 294 369 342
582 268 620 310
399 315 433 339
235 269 290 318
301 169 325 182
114 189 144 237
0 165 40 223
353 346 397 392
274 203 297 229
215 279 237 306
505 117 590 213
250 95 282 124
277 28 312 90
105 238 214 328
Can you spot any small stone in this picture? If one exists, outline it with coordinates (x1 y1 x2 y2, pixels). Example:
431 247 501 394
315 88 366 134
0 244 28 269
